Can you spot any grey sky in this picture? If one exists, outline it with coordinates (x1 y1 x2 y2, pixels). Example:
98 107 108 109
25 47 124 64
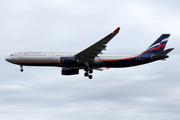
1 0 180 120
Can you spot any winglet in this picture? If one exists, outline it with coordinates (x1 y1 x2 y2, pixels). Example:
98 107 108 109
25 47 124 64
113 27 120 33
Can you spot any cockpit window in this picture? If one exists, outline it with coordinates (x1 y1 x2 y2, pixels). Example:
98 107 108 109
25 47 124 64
10 54 13 56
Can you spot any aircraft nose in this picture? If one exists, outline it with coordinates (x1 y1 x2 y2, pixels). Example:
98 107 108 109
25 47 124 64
5 56 11 62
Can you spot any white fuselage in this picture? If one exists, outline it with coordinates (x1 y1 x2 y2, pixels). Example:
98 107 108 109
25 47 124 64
6 52 137 67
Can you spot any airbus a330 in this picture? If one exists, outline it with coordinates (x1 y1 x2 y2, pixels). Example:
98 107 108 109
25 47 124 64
5 27 174 79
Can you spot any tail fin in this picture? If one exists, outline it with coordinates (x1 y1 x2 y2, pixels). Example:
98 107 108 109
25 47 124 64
142 34 170 54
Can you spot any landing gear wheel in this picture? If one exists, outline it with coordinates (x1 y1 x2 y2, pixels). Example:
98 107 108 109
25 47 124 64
89 69 93 73
84 72 88 77
20 69 23 72
88 75 92 79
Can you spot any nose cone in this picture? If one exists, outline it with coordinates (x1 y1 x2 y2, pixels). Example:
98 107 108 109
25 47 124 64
5 56 11 62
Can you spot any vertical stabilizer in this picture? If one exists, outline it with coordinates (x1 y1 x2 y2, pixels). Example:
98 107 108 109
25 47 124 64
142 34 170 54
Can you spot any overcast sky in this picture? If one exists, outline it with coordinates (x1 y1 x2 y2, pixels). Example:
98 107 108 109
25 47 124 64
1 0 180 120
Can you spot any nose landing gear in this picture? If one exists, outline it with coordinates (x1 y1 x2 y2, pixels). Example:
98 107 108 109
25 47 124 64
20 65 23 72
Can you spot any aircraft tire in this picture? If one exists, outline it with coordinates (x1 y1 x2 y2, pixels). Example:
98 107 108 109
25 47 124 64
84 72 88 77
20 69 23 72
88 75 92 79
89 69 93 73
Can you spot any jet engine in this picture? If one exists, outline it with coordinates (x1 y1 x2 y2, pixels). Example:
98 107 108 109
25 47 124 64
61 67 79 75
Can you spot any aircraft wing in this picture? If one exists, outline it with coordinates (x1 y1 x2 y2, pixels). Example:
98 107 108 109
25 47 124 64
74 27 120 64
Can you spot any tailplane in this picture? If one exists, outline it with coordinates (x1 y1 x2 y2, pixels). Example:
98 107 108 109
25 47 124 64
151 48 174 60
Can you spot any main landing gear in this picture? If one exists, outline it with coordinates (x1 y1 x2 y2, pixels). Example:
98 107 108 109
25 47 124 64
20 65 24 72
84 66 93 79
83 61 93 79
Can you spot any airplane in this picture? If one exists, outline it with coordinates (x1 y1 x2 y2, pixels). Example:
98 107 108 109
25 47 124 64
5 27 174 79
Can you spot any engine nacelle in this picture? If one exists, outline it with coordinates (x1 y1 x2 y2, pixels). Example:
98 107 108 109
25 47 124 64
61 68 79 75
59 57 78 65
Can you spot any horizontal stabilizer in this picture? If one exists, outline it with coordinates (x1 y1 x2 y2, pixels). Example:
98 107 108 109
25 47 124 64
152 48 174 59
